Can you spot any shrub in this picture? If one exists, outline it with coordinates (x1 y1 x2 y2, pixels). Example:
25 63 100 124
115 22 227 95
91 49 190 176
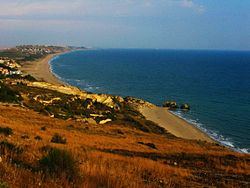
0 127 13 136
40 126 47 131
0 83 20 103
23 74 37 81
0 141 23 155
34 136 42 140
0 181 9 188
21 134 29 139
51 133 67 144
39 148 79 181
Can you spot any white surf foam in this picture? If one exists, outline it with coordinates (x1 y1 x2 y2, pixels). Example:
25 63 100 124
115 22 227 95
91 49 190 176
170 110 250 154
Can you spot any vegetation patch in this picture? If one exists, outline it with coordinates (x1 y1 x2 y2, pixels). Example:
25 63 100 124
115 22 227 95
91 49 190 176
40 126 47 131
51 133 67 144
34 136 42 140
6 74 37 82
21 134 29 139
0 141 23 156
120 114 168 135
0 127 13 136
0 181 9 188
0 83 20 103
39 147 80 181
138 142 157 149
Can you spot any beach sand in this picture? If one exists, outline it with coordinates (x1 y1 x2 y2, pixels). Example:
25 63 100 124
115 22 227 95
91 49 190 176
139 105 214 142
21 52 214 143
20 53 64 85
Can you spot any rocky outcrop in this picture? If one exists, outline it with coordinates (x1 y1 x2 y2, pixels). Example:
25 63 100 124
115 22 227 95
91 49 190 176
33 95 61 104
24 81 124 110
163 101 190 111
99 119 112 125
124 96 154 108
180 104 190 111
81 118 97 125
162 101 178 109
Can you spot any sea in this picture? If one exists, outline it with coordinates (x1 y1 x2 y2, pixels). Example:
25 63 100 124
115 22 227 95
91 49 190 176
50 49 250 153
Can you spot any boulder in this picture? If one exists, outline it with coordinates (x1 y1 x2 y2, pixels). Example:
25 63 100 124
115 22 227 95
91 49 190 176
82 118 97 125
114 96 124 103
99 119 112 125
180 104 190 111
162 101 178 109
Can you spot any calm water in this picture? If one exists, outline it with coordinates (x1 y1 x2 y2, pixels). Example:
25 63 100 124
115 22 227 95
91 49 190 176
50 49 250 153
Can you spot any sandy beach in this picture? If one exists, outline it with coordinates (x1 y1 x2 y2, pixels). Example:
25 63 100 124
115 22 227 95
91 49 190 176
139 105 214 142
21 52 214 142
20 53 64 85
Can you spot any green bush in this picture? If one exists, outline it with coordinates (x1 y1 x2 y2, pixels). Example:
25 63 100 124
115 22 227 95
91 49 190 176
0 127 13 136
51 133 67 144
23 74 37 81
39 148 79 181
7 74 37 82
0 83 20 103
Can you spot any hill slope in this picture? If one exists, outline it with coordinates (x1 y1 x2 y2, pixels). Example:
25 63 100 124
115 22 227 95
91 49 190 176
0 104 249 187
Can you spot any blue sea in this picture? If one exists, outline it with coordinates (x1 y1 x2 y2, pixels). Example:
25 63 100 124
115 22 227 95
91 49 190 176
50 49 250 153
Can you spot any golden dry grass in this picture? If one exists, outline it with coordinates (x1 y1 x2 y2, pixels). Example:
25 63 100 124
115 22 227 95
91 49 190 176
0 104 249 187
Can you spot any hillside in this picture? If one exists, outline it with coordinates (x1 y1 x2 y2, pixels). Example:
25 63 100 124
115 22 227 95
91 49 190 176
0 103 250 187
0 46 249 187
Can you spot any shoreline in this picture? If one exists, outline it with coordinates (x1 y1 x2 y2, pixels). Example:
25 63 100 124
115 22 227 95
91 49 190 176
21 52 214 143
20 52 67 85
139 105 214 142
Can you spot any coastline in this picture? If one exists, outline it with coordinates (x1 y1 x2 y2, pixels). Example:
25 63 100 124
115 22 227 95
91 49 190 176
139 105 214 142
20 52 66 85
21 52 214 143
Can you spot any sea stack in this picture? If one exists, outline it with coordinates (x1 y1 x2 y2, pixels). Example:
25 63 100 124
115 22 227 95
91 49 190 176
162 101 178 109
180 104 190 111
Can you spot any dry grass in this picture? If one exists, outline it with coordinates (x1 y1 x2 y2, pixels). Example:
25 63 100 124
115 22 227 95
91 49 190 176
0 105 249 187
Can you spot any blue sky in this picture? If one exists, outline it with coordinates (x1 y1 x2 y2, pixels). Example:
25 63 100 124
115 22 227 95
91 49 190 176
0 0 249 50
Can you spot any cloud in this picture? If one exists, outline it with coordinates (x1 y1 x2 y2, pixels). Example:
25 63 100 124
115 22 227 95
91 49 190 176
0 1 88 17
179 0 205 13
0 0 205 20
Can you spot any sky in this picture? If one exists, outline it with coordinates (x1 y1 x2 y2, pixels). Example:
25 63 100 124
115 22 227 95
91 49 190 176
0 0 250 50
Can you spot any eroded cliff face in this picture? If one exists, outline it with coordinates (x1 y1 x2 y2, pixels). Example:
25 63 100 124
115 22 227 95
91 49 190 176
27 81 125 109
1 78 166 134
25 80 157 115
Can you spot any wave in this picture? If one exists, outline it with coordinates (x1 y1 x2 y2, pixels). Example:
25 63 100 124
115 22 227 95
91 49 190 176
170 110 249 154
48 59 65 82
60 78 101 92
50 55 60 62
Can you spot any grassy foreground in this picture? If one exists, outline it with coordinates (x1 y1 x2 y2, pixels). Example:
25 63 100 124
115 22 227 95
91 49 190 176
0 104 250 187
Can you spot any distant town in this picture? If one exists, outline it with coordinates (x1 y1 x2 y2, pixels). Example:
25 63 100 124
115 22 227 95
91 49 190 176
0 45 85 77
